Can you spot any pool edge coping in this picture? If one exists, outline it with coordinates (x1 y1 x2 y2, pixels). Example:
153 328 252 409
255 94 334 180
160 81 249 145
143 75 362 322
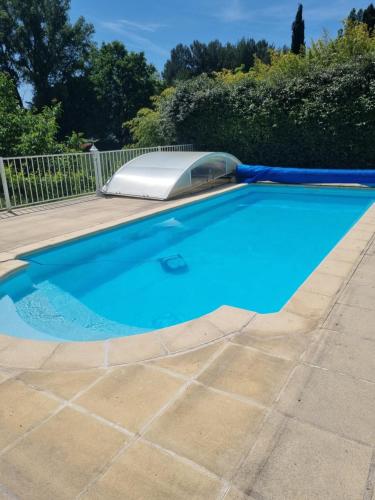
0 187 374 371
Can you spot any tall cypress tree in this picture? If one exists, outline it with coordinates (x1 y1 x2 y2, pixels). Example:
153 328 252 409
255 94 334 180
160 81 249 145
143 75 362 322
291 4 305 54
363 3 375 31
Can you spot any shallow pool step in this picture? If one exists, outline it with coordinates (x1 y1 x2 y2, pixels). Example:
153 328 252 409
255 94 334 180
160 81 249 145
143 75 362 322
15 281 147 341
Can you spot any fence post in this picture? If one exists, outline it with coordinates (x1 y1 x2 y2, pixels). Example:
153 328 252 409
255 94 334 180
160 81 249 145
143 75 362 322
90 145 103 191
0 157 11 209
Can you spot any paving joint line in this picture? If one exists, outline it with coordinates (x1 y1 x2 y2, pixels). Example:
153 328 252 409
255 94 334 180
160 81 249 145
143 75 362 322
75 340 230 497
277 410 374 449
364 447 375 500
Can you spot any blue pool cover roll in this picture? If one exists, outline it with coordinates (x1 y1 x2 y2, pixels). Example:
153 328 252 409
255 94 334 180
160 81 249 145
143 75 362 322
236 164 375 186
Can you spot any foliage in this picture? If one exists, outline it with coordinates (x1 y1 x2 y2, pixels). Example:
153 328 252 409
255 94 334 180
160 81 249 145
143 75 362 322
163 38 271 85
3 158 96 206
51 75 97 141
63 131 89 152
125 108 165 148
127 25 375 169
88 41 157 147
348 4 375 31
310 21 375 65
0 0 94 108
251 50 309 82
0 2 158 148
0 72 73 155
0 69 22 153
250 22 375 83
124 89 176 147
291 4 305 54
14 105 63 155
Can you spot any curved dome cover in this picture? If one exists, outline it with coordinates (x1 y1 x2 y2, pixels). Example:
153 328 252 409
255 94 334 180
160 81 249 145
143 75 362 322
101 151 241 200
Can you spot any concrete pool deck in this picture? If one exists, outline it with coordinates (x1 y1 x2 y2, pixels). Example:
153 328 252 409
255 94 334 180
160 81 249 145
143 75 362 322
0 187 375 499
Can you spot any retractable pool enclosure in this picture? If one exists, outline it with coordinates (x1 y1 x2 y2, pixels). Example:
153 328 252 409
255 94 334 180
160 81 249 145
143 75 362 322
101 151 241 200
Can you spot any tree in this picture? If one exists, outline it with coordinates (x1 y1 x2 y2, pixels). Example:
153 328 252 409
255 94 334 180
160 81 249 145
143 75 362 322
88 41 157 147
363 3 375 31
291 4 305 54
0 71 23 152
49 74 97 140
0 0 94 108
346 4 375 32
163 38 271 84
0 71 66 155
163 44 193 84
348 8 364 22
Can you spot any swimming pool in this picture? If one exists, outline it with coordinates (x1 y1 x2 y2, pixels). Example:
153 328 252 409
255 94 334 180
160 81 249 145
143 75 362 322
1 184 374 342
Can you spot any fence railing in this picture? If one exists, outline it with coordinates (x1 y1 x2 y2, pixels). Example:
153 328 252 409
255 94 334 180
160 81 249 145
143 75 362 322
0 144 193 210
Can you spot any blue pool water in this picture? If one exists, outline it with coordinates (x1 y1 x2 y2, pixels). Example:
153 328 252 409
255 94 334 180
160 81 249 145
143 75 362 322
1 184 374 342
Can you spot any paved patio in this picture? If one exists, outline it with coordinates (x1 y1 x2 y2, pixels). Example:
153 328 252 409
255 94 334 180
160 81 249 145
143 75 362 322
0 191 375 499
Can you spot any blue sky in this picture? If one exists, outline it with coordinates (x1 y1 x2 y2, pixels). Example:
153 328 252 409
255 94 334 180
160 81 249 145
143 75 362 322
71 0 366 71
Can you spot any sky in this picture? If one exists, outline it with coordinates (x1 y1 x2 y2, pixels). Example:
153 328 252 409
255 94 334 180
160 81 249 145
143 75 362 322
18 0 367 103
70 0 367 72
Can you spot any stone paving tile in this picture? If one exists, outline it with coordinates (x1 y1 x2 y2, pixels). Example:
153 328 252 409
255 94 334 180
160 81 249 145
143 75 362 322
0 369 20 384
82 440 222 500
276 365 375 445
301 272 343 297
198 344 292 405
241 310 313 337
0 485 14 499
223 487 254 499
41 341 105 370
234 411 372 500
306 328 375 383
338 281 375 310
284 289 333 319
145 383 265 478
0 252 14 262
108 334 166 365
206 306 255 334
0 260 27 280
159 318 223 353
339 236 370 252
350 254 375 284
232 329 313 361
0 379 59 450
366 240 375 255
149 343 222 378
0 407 127 500
349 228 375 241
0 338 57 369
317 258 354 278
0 335 12 351
329 246 362 263
17 369 104 400
76 364 184 433
324 303 375 340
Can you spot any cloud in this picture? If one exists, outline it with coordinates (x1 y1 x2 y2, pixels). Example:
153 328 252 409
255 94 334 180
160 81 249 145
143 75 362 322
214 0 288 23
216 0 247 22
214 0 352 25
100 18 168 57
117 19 165 33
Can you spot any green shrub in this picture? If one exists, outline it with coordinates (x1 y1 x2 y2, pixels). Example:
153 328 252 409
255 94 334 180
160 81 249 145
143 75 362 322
3 157 96 206
128 24 375 169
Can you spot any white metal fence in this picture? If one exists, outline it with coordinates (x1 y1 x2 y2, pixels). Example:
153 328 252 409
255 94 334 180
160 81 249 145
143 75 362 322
0 144 193 210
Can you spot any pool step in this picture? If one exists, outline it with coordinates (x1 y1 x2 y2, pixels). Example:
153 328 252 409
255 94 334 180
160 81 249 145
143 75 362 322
15 281 146 341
